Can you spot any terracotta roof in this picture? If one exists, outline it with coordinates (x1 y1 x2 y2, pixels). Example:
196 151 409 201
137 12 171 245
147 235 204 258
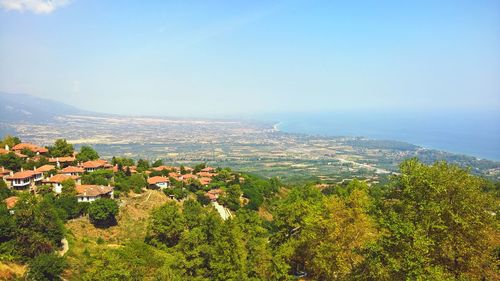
147 176 169 185
168 172 181 178
44 174 80 183
201 167 215 172
75 185 113 197
36 164 56 173
181 174 197 181
5 170 41 180
4 196 19 209
12 143 48 153
113 165 137 173
197 172 216 178
0 149 27 158
48 156 76 163
81 160 107 169
0 166 12 175
208 188 223 195
152 166 176 172
199 177 212 185
59 166 85 174
206 193 217 201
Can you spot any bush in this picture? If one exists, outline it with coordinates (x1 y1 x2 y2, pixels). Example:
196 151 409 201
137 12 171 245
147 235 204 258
28 253 66 281
88 199 119 228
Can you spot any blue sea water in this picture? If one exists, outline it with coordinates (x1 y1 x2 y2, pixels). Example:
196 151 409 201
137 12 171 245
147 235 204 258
259 111 500 161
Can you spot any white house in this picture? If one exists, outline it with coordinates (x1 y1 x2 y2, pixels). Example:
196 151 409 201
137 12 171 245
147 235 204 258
75 185 114 202
43 174 81 194
147 176 169 189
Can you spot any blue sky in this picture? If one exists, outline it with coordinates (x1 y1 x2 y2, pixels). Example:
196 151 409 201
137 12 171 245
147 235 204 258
0 0 499 117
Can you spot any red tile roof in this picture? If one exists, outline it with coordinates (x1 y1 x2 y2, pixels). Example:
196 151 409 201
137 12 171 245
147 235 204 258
44 174 80 183
147 176 169 185
182 174 197 179
0 148 27 158
197 172 216 178
0 166 12 176
36 164 56 173
81 160 107 169
168 172 181 178
5 170 41 180
59 166 85 174
199 177 212 185
75 185 113 197
12 143 48 153
152 165 176 172
201 167 215 172
48 156 76 163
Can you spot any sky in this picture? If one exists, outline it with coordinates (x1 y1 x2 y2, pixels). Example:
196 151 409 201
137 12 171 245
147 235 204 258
0 0 499 117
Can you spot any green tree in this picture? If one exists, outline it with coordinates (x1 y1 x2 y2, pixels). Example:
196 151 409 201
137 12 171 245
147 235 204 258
220 184 242 211
0 181 13 200
28 253 66 281
360 159 499 280
111 157 135 167
76 145 99 162
136 159 150 172
0 135 21 148
301 187 378 280
48 139 74 157
88 198 119 227
0 152 23 171
146 201 185 247
152 159 164 167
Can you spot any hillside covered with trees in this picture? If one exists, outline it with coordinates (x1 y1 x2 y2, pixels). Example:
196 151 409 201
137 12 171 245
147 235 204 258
0 136 499 280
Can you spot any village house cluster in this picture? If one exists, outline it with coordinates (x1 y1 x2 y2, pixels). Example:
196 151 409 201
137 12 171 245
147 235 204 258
1 141 222 209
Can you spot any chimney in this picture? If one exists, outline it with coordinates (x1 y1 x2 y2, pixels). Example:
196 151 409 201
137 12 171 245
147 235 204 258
21 167 24 172
33 166 36 171
10 171 14 176
4 144 9 151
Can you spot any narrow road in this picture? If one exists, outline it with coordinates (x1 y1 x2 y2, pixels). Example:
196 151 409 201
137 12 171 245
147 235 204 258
212 202 232 220
58 238 69 256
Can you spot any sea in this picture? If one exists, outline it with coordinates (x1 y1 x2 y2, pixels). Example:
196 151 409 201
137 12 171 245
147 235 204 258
257 110 500 161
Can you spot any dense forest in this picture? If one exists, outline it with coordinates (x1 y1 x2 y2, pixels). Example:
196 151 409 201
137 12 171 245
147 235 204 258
0 136 499 280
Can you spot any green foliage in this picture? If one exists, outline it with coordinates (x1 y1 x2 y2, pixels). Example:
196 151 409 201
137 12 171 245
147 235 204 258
220 184 242 211
358 159 499 280
163 187 189 200
0 152 23 171
48 139 74 157
152 159 164 167
114 173 146 194
0 182 13 200
193 163 206 173
21 147 36 157
0 135 21 148
76 145 99 162
88 198 119 228
27 253 66 281
146 201 185 247
8 195 65 261
36 185 54 196
81 169 113 185
111 156 135 167
136 159 150 172
78 240 171 280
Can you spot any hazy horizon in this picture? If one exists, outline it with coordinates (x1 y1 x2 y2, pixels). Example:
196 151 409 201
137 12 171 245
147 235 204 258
1 0 499 117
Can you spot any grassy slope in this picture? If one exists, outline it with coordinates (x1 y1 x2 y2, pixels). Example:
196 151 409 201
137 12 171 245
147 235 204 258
62 190 169 280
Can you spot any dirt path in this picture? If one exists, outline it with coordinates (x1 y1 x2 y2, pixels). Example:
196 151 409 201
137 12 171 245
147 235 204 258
58 238 69 256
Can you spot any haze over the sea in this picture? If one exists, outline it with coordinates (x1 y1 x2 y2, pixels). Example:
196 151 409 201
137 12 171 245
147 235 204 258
262 110 500 161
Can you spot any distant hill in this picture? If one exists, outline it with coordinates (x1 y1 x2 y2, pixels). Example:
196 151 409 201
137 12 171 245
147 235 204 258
0 92 93 123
